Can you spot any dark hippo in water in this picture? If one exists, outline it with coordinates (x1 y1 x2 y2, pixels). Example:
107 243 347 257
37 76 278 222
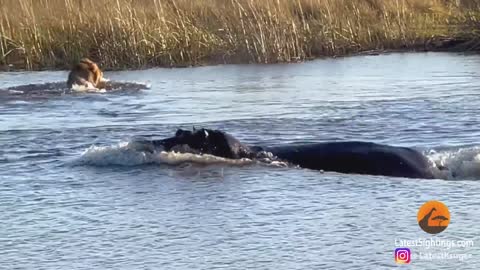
158 128 255 159
143 128 435 179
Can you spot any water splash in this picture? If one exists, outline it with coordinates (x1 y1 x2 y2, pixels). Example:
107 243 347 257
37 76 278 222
71 82 107 93
427 146 480 180
76 140 255 167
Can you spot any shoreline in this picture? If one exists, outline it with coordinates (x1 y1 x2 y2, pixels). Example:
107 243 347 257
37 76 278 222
1 38 478 73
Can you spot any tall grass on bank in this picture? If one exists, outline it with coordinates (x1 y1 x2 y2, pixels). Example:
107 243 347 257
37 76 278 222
0 0 479 70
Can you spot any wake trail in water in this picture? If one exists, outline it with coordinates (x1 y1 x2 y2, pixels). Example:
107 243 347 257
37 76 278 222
75 139 480 180
426 146 480 180
0 81 150 100
75 140 257 167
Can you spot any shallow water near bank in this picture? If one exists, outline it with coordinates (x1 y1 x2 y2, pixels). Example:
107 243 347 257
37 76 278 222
1 52 480 269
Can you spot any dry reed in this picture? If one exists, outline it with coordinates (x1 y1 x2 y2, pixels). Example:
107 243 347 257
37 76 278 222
1 0 479 70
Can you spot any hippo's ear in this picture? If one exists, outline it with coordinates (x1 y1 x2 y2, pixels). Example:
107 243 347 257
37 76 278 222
193 126 196 132
175 129 184 136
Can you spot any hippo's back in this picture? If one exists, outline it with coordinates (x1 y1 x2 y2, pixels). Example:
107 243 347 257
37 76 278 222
267 141 434 179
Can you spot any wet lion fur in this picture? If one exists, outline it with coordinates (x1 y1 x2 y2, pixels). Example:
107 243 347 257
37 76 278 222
67 58 105 89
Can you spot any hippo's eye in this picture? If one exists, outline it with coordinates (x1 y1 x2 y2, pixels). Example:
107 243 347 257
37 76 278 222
203 130 209 138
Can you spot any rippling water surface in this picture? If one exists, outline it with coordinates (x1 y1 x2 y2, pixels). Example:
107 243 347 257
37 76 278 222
1 53 480 269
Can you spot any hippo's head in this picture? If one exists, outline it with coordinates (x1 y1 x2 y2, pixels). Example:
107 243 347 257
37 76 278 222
160 128 254 159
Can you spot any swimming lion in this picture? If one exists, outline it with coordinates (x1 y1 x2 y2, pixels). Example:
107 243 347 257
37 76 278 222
67 58 106 89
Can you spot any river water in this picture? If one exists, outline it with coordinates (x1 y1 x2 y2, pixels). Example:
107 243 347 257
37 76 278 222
1 53 479 269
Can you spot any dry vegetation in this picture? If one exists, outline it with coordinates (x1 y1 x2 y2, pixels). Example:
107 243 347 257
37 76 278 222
1 0 479 70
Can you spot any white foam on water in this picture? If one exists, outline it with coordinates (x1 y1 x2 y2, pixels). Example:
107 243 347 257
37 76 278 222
153 151 254 166
8 89 24 94
77 141 152 166
144 81 152 89
426 146 480 180
76 140 254 167
71 82 107 93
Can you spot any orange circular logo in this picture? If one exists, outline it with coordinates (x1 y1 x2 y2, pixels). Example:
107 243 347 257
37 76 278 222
417 200 450 234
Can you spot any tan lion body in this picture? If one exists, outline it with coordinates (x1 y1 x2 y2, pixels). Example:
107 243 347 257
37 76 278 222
67 58 105 89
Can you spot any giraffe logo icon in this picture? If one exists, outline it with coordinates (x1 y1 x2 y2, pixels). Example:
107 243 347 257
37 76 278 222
417 200 450 234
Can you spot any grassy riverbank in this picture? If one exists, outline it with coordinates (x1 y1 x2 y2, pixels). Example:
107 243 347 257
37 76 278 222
1 0 480 70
